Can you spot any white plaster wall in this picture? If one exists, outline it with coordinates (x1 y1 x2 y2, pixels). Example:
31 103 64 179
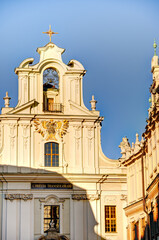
2 198 33 240
34 199 41 238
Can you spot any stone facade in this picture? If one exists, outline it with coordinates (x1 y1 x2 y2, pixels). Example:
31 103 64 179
0 40 127 240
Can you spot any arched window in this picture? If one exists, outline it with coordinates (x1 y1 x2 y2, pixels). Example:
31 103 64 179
43 68 59 90
44 142 59 167
43 68 62 112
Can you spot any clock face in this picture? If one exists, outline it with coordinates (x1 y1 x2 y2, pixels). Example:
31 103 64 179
43 68 59 89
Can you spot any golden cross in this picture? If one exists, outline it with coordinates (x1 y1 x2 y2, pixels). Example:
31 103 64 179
43 25 58 42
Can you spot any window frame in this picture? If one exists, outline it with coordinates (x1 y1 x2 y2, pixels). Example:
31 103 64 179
42 67 60 112
43 205 60 233
105 205 117 233
40 196 64 235
44 142 59 167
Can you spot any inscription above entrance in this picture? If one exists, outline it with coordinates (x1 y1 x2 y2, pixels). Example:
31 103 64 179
31 183 73 189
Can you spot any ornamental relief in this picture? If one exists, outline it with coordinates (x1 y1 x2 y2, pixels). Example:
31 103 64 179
87 126 94 150
34 119 69 141
19 75 28 80
73 125 81 150
10 137 15 148
23 137 28 149
39 197 65 205
5 194 33 201
87 127 94 139
20 123 30 149
104 196 117 203
120 194 127 201
21 123 30 137
72 194 100 201
39 196 65 209
73 125 81 133
9 123 17 136
9 123 17 149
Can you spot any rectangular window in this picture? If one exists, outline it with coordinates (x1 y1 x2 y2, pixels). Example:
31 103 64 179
105 206 116 233
44 205 60 232
45 142 59 167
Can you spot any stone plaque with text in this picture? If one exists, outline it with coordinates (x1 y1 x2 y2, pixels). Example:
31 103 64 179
31 183 73 189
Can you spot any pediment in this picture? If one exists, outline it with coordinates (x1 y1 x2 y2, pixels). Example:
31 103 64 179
6 100 38 115
69 100 98 116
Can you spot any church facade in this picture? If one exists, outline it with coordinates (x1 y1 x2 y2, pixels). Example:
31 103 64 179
0 33 127 240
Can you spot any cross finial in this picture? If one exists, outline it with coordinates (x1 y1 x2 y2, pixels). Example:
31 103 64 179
43 25 58 42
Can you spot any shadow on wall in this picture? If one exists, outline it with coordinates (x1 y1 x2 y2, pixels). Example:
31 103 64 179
135 220 158 240
140 224 149 240
0 165 106 240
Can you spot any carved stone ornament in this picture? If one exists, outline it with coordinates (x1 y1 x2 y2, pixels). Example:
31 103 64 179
34 119 69 140
39 197 65 204
73 125 81 150
39 195 65 210
119 137 131 160
9 123 17 149
88 194 100 201
104 196 117 203
120 194 127 201
72 194 100 201
5 194 33 201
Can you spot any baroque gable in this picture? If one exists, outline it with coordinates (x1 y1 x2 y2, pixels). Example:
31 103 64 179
0 28 127 240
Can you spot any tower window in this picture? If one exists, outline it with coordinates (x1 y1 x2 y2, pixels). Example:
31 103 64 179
43 68 59 90
44 142 59 167
105 206 116 233
43 68 61 112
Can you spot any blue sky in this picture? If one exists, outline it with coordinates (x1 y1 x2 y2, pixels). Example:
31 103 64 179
0 0 159 159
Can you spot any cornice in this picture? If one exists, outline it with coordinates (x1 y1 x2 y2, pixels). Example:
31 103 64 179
0 171 127 183
121 148 143 167
124 198 144 216
64 69 86 76
146 173 159 193
0 115 101 123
